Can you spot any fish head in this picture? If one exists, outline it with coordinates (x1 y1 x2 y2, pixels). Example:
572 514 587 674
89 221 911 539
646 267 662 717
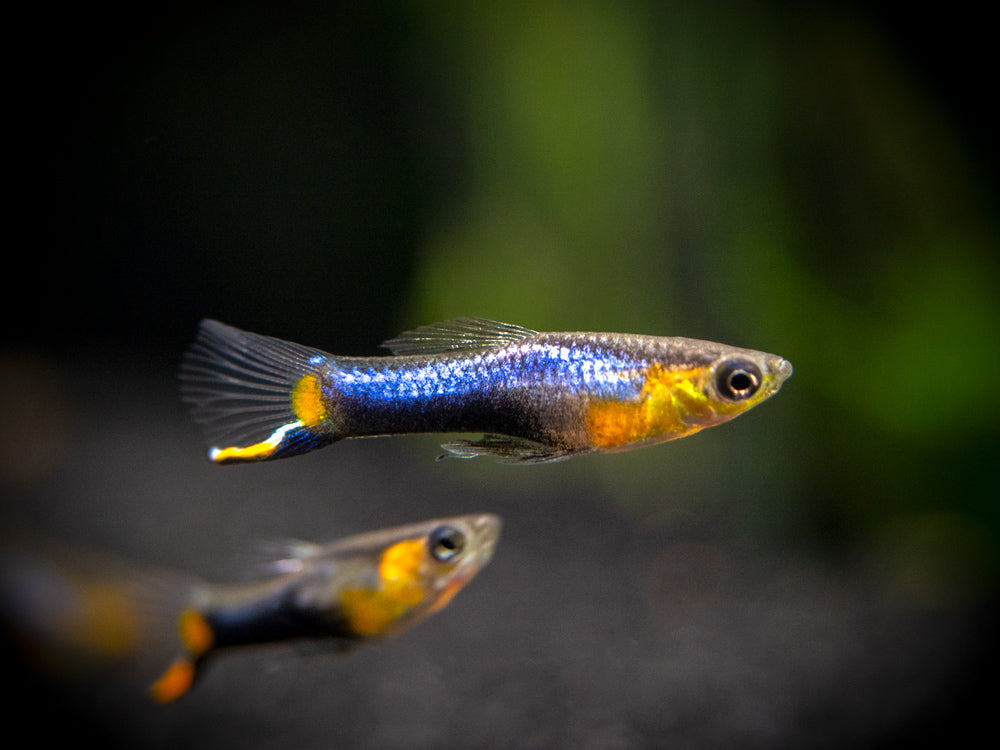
335 514 501 638
706 349 792 407
640 339 792 435
418 513 501 610
689 344 793 426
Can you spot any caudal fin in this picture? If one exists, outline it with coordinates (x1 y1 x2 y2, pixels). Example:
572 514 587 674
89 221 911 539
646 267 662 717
147 607 217 703
179 319 338 464
0 529 207 703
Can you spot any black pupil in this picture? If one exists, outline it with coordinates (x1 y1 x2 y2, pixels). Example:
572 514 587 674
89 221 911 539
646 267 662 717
730 371 754 393
429 526 464 561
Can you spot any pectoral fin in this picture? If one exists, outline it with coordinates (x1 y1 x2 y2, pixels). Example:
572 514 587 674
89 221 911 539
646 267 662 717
438 434 574 464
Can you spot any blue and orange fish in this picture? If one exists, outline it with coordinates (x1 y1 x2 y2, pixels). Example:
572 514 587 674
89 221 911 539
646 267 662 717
1 515 501 703
180 318 792 464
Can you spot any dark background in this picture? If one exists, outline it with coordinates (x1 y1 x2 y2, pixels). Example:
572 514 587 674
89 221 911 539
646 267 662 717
3 3 997 748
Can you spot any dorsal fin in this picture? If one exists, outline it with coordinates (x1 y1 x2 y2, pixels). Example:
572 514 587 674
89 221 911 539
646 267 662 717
246 539 325 575
380 317 537 356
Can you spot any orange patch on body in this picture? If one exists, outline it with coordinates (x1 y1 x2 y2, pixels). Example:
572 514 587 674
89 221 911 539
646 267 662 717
179 609 214 656
340 539 428 637
339 589 401 637
291 374 327 427
585 365 712 449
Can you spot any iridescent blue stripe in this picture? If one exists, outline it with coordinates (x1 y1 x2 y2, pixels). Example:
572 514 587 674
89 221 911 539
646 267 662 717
326 341 648 406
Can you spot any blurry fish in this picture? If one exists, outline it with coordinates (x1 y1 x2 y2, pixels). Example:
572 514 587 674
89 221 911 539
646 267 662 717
1 534 151 677
180 317 792 464
1 514 501 703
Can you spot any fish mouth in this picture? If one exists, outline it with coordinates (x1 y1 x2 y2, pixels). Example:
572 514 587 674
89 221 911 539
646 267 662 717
770 357 793 387
468 513 502 564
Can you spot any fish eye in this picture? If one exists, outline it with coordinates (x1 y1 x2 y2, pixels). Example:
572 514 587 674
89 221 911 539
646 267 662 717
428 525 466 562
715 359 762 401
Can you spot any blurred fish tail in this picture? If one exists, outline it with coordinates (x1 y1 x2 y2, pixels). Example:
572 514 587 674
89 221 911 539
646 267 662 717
0 533 206 702
148 606 216 703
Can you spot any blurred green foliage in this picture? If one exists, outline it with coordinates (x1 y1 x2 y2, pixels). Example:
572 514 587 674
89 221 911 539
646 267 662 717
395 3 999 604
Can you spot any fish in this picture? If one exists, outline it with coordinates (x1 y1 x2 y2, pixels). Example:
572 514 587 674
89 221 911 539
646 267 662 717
180 317 792 465
1 514 501 703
